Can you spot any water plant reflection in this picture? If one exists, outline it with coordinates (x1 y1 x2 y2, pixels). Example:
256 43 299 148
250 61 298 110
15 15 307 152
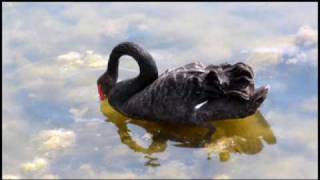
101 99 276 163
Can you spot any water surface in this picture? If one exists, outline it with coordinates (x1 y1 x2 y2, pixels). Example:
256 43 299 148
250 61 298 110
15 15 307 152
3 2 318 179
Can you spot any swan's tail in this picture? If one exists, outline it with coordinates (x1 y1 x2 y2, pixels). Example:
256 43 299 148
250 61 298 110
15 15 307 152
203 62 255 101
249 85 269 112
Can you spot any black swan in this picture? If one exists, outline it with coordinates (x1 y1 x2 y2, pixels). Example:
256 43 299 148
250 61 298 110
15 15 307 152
97 42 269 139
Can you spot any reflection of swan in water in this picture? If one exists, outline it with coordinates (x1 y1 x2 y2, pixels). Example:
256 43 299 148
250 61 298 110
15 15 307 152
101 99 276 163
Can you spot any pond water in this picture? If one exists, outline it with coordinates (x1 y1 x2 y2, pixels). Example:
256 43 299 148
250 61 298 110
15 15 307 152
3 2 318 179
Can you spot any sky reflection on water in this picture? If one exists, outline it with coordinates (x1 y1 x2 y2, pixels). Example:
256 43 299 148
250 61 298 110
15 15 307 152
3 2 318 179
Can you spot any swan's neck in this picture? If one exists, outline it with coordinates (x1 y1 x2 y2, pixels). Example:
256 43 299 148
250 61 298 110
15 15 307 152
106 42 158 108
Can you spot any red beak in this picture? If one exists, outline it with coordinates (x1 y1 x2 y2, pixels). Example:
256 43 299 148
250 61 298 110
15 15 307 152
98 84 106 100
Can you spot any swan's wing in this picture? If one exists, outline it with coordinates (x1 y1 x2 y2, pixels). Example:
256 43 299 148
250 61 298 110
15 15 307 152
161 62 206 75
123 66 208 123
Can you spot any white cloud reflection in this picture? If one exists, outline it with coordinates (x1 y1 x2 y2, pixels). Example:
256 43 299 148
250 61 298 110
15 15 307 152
301 97 318 113
295 25 318 48
21 157 48 173
213 174 230 179
2 174 21 180
38 129 76 152
241 25 318 71
75 164 137 179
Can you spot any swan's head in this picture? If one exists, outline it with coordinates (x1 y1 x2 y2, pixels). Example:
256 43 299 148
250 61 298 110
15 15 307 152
97 73 113 101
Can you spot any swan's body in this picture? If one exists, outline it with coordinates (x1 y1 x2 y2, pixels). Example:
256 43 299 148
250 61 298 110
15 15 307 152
98 42 268 138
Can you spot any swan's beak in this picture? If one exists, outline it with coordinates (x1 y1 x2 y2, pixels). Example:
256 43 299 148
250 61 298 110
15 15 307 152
98 84 106 101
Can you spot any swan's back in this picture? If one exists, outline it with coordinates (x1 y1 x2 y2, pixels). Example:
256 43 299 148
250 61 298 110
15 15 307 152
118 60 267 127
122 62 208 123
